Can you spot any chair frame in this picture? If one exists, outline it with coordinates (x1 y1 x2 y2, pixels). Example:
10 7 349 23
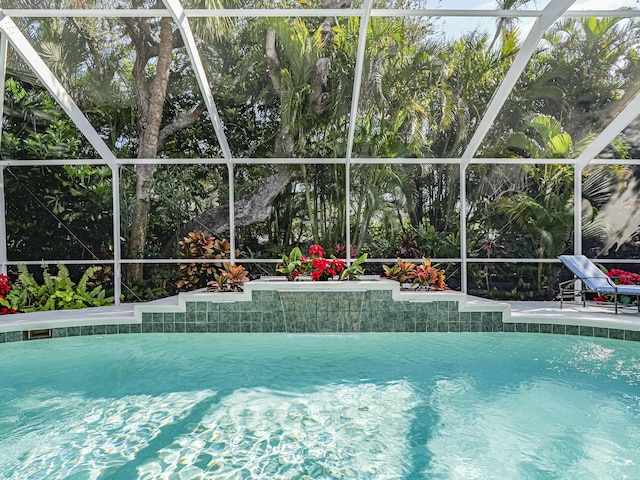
558 255 640 314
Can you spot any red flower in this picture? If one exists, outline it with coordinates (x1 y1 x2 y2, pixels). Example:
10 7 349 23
0 273 10 296
312 257 330 272
0 306 15 315
593 296 606 304
332 258 346 272
309 245 325 257
311 271 322 281
607 268 640 285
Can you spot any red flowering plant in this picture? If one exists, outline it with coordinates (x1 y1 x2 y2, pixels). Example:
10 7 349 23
593 268 640 304
0 273 17 315
276 245 367 281
607 268 640 285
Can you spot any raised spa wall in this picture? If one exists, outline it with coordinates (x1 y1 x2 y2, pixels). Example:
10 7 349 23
1 279 640 343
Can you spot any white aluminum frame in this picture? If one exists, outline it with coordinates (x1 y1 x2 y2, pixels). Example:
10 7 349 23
0 13 123 303
345 0 374 263
0 34 7 276
1 2 640 300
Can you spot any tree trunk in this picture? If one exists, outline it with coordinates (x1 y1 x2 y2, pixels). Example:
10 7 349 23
125 17 179 284
132 4 356 272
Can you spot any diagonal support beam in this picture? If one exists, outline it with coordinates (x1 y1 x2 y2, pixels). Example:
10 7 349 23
0 14 117 166
0 14 122 304
574 91 640 172
345 0 374 263
346 0 374 162
162 0 235 261
162 0 233 165
459 0 575 169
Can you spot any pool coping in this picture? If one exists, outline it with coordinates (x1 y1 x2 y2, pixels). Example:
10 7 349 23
1 278 640 342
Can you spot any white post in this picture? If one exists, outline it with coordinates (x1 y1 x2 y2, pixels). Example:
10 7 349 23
0 33 8 275
228 164 236 263
112 167 122 305
460 163 467 293
572 165 582 303
345 0 373 263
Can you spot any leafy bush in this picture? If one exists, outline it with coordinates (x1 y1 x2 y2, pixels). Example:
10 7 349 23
176 231 238 290
0 264 114 313
208 263 250 292
381 258 416 284
276 245 368 281
383 258 448 290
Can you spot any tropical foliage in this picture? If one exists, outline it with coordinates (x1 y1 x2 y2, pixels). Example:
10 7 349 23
208 263 250 292
383 258 448 291
2 2 640 301
0 264 114 313
177 231 238 290
276 245 368 281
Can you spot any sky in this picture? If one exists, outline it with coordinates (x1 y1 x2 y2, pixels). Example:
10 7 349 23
435 0 638 41
436 0 637 8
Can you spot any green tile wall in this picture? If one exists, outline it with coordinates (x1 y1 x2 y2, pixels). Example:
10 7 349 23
2 289 640 343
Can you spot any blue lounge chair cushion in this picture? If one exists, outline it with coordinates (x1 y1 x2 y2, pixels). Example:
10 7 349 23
559 255 619 293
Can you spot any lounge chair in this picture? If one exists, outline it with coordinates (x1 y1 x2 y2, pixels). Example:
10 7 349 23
558 255 640 314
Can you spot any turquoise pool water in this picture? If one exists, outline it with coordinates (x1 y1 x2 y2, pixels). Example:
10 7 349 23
1 333 640 479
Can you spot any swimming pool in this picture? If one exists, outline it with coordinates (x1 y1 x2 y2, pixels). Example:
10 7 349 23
1 333 639 479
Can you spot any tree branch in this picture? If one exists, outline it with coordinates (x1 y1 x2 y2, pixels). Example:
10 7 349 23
184 165 295 235
156 102 207 150
163 166 296 255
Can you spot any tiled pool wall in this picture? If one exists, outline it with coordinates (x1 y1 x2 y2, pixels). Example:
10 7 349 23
1 289 640 343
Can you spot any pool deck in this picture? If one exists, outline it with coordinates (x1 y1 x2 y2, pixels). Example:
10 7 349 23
507 300 640 331
1 293 639 334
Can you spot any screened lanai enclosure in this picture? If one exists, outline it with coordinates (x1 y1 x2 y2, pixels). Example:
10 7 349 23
1 0 640 305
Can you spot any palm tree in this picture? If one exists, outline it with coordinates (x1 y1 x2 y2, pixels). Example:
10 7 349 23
488 0 531 51
487 114 619 294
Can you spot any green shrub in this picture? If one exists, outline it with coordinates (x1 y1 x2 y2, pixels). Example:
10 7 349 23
3 264 114 312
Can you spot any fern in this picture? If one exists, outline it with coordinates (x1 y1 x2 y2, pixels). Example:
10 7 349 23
6 264 114 313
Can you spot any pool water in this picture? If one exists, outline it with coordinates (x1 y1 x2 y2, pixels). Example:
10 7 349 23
1 333 640 479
